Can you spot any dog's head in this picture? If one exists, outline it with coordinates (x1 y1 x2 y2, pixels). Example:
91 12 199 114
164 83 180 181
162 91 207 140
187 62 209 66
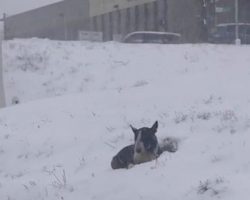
130 121 159 154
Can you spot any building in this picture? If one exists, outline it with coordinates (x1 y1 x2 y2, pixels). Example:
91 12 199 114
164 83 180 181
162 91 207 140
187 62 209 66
4 0 89 41
215 0 250 24
3 0 216 42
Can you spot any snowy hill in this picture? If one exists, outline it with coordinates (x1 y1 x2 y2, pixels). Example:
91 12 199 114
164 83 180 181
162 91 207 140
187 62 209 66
1 39 250 200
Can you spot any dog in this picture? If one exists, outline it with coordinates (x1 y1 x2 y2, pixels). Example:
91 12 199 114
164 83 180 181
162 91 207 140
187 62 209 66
111 121 178 169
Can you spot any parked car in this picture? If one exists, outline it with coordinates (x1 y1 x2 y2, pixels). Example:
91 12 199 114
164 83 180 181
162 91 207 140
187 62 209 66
122 31 181 44
208 23 250 44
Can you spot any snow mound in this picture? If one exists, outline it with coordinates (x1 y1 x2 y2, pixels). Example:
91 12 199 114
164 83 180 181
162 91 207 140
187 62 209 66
1 39 250 200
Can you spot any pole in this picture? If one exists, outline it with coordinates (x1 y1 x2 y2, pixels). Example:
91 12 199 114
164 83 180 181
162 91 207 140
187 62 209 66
0 34 6 108
235 0 241 45
59 13 67 40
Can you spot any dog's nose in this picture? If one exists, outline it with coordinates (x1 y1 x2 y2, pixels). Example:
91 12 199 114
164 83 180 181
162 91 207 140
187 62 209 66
136 148 142 153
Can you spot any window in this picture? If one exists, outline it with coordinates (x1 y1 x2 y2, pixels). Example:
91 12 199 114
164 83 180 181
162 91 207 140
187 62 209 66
245 26 250 35
226 25 235 33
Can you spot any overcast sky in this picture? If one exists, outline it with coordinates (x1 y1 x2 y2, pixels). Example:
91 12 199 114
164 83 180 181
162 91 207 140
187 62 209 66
0 0 61 17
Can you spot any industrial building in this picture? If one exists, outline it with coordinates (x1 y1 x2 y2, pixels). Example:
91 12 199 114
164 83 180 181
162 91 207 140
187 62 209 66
3 0 250 42
215 0 250 24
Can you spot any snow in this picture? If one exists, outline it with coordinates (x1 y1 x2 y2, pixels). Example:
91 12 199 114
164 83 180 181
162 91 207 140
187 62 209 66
1 39 250 200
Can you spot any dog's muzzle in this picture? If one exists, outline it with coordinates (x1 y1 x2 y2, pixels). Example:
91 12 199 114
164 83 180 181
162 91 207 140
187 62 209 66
135 147 142 153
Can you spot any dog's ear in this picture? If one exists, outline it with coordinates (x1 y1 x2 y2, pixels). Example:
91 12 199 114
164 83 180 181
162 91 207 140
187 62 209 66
151 121 158 133
130 125 138 135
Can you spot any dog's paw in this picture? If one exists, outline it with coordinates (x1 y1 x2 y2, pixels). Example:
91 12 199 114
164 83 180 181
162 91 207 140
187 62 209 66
127 163 135 169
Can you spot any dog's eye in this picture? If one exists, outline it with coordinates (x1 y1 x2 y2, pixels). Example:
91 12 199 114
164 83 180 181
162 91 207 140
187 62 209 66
146 143 151 150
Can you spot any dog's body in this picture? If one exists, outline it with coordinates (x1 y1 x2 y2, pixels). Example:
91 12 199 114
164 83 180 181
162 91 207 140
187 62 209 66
111 121 178 169
111 144 135 169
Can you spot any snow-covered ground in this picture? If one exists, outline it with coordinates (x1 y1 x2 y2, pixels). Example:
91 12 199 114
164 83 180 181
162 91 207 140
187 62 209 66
1 39 250 200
